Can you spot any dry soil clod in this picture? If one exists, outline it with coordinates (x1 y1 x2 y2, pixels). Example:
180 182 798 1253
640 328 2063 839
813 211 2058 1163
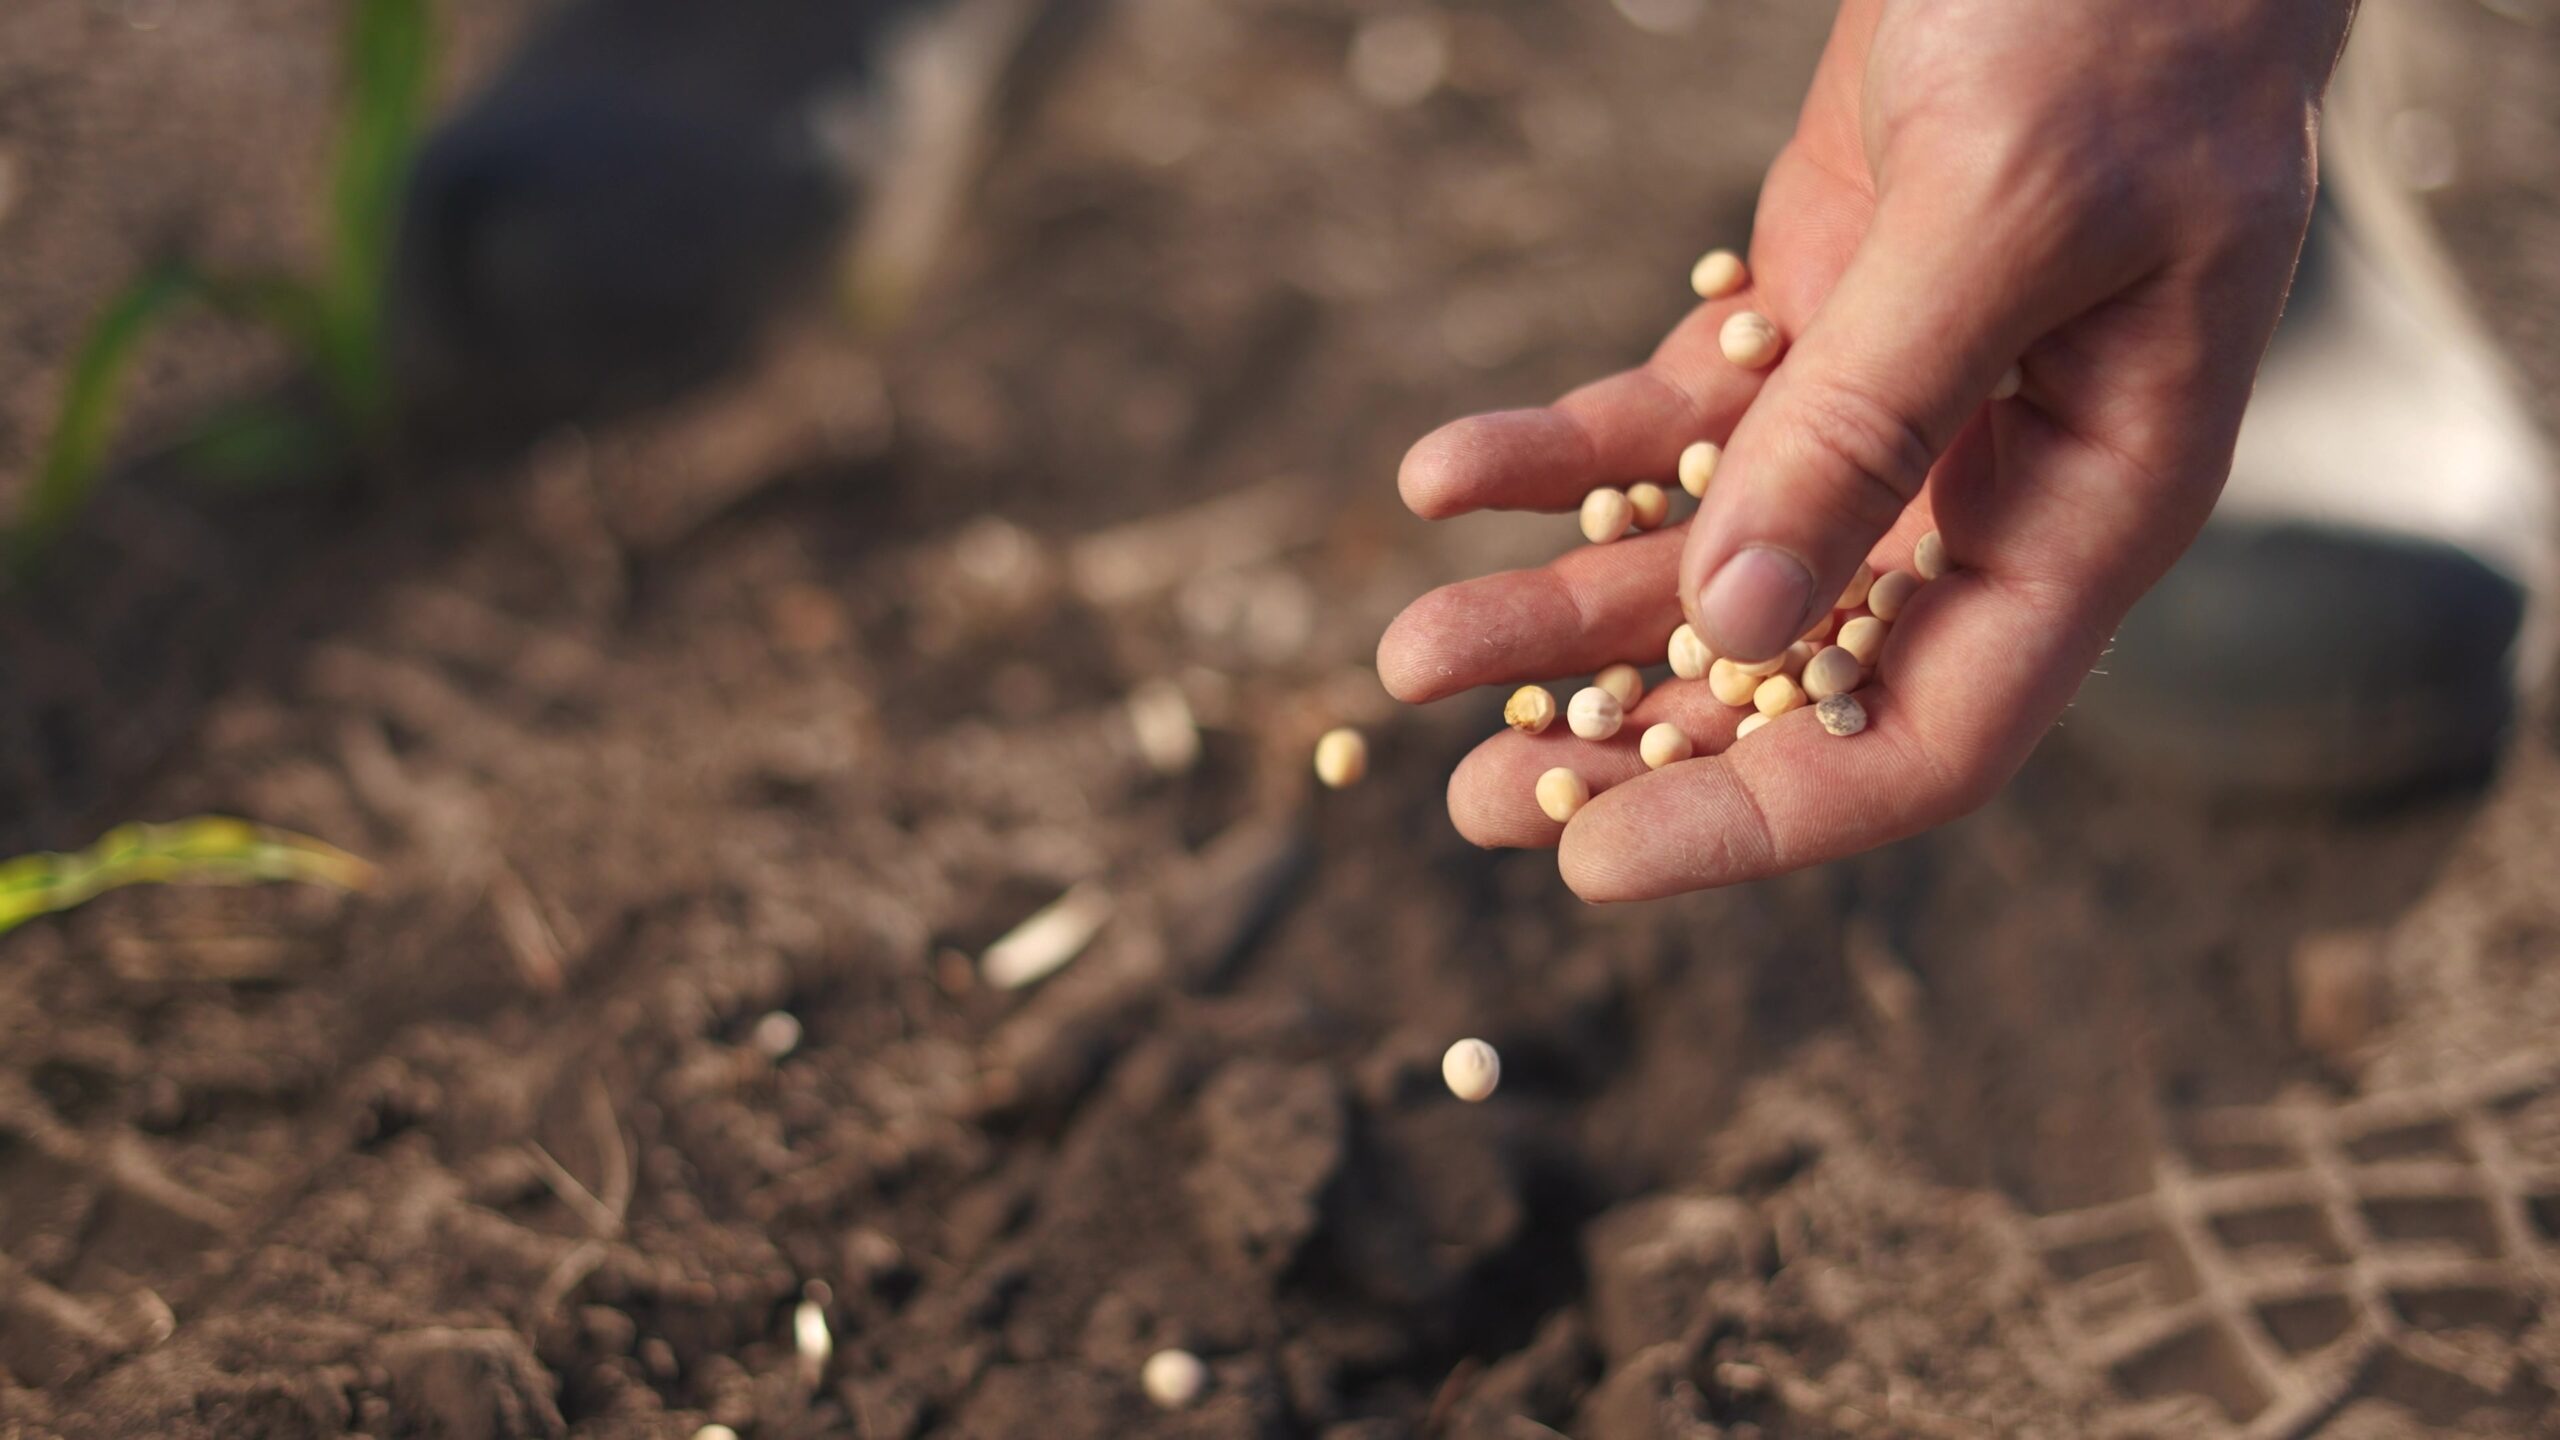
1505 685 1558 735
1314 727 1369 789
1442 1037 1502 1102
1667 624 1713 680
1595 663 1645 710
1678 441 1721 497
1867 570 1921 622
1581 488 1634 544
1536 767 1591 822
1815 692 1869 737
1639 722 1694 769
1719 311 1782 369
1690 248 1748 300
1567 686 1625 741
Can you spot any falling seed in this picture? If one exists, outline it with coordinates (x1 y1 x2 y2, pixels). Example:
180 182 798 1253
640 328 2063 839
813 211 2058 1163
1667 624 1713 680
982 883 1114 990
1753 675 1805 717
1580 488 1634 544
1627 482 1671 530
1719 311 1782 369
1867 570 1922 622
1127 680 1202 775
1442 1037 1502 1102
1677 441 1721 498
1143 1348 1210 1409
1566 686 1624 741
1639 722 1694 769
749 1011 803 1060
1837 615 1887 665
1735 712 1773 739
1913 530 1949 581
1801 646 1861 703
1535 767 1590 822
1314 727 1370 789
1505 685 1558 735
1689 248 1747 300
794 1295 833 1385
692 1427 741 1440
1816 693 1869 737
1595 663 1645 710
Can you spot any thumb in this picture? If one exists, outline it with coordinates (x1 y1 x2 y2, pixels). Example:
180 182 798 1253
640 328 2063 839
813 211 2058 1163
1680 195 2068 660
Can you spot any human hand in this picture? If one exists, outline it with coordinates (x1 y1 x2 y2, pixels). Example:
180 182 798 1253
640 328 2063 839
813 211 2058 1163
1379 0 2358 899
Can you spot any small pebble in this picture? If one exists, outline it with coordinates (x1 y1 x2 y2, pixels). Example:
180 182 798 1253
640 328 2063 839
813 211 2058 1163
1992 364 2023 401
1505 685 1558 735
1837 614 1887 665
1567 686 1624 741
1815 693 1869 737
1580 488 1634 544
1867 570 1922 622
1143 1348 1210 1409
1835 563 1874 612
1536 767 1590 822
1719 311 1782 369
1639 722 1693 769
1801 645 1861 703
1595 663 1645 709
1735 712 1773 739
1706 657 1761 706
1667 623 1713 680
1627 482 1671 530
1913 530 1949 581
1314 728 1369 789
1677 440 1721 498
1442 1037 1503 1102
1753 675 1805 717
1690 248 1748 300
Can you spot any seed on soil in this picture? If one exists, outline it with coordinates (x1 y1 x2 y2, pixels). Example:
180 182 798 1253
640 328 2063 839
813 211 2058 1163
1595 663 1645 709
1580 487 1634 544
1314 727 1369 789
1914 530 1949 581
1690 248 1747 300
1127 679 1202 775
1668 623 1713 680
1536 767 1591 822
1678 440 1722 497
1505 685 1558 735
1567 686 1624 740
1707 657 1761 706
1835 563 1874 612
1992 363 2023 400
1802 645 1861 703
1838 614 1886 665
1442 1037 1503 1102
983 883 1114 990
795 1294 833 1384
1735 711 1773 739
1143 1348 1210 1409
1719 311 1782 369
1627 482 1671 530
1816 692 1869 737
749 1011 802 1060
1867 570 1922 622
1754 674 1805 716
1639 722 1694 769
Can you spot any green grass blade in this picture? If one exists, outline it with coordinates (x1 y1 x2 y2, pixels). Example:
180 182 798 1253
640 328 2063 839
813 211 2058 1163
13 265 204 565
322 0 435 422
0 817 379 937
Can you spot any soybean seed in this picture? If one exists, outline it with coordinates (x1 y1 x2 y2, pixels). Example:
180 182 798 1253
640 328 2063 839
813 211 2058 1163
1706 657 1762 706
1782 640 1819 679
1735 711 1773 739
1690 248 1748 300
1667 623 1713 680
1595 663 1645 709
1992 364 2023 401
1143 1349 1210 1409
1837 614 1887 666
1733 652 1786 679
1753 674 1806 716
1442 1037 1502 1102
1816 692 1870 737
1802 645 1861 702
1835 563 1874 612
1627 482 1671 530
1800 611 1837 645
1677 441 1722 498
1314 728 1369 789
1536 766 1591 822
1580 488 1634 544
1914 530 1949 581
1505 685 1558 735
1567 686 1625 740
1639 722 1694 769
1720 311 1782 369
1868 569 1921 621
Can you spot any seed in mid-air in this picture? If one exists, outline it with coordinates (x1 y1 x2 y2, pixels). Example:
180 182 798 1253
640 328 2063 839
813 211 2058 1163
1442 1037 1502 1102
1313 728 1369 789
1143 1349 1210 1409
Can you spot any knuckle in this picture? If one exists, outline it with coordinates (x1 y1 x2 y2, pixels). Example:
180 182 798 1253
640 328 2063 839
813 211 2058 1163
1784 381 1939 532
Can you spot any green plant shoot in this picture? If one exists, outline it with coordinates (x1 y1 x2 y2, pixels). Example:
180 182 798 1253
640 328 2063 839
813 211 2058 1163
0 817 379 938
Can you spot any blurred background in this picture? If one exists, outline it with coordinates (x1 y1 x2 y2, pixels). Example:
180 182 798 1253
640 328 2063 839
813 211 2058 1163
4 1 2560 1436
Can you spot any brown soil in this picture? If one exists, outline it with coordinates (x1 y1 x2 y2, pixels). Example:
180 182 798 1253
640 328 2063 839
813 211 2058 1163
7 1 2560 1438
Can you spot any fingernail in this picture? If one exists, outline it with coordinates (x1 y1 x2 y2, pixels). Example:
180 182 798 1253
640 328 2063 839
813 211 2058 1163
1698 546 1815 661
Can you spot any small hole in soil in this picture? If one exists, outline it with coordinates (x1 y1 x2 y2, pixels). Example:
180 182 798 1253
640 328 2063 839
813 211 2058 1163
2108 1320 2270 1421
2207 1203 2347 1266
2255 1291 2358 1355
2344 1120 2470 1165
2526 1192 2560 1242
2360 1193 2501 1258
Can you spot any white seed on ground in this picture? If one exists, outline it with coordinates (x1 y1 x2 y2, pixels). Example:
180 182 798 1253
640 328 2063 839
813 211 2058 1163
1800 611 1836 645
749 1011 803 1060
1835 563 1874 613
1690 248 1747 300
1867 570 1922 622
1505 685 1558 735
1816 693 1869 737
1314 727 1369 789
1442 1037 1502 1101
1754 674 1806 716
795 1295 833 1385
1913 530 1949 581
1667 624 1713 680
1143 1348 1211 1409
1706 657 1761 706
1992 364 2023 401
1580 488 1634 544
1639 722 1694 769
1801 645 1861 703
1837 614 1887 666
1782 640 1818 679
1677 441 1721 498
983 883 1114 990
1735 712 1773 739
1536 767 1591 822
692 1427 741 1440
1719 311 1782 369
1595 663 1645 709
1627 482 1671 530
1566 686 1624 740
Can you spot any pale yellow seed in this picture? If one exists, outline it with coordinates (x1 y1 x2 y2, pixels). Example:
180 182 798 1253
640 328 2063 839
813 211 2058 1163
1835 563 1874 612
1802 645 1861 703
1579 487 1634 544
1719 310 1782 369
1595 663 1645 709
1536 766 1591 822
1667 623 1713 680
1914 530 1949 581
1313 728 1368 789
1504 685 1557 735
1690 248 1747 300
1837 615 1887 666
1733 652 1786 679
1639 722 1694 770
1677 441 1721 498
1816 692 1869 737
1800 611 1836 645
1627 482 1671 530
1442 1037 1502 1102
1782 641 1819 679
1753 674 1805 716
1143 1349 1210 1409
1706 657 1760 707
1868 569 1922 622
1735 712 1773 739
1566 686 1624 741
1992 364 2023 401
